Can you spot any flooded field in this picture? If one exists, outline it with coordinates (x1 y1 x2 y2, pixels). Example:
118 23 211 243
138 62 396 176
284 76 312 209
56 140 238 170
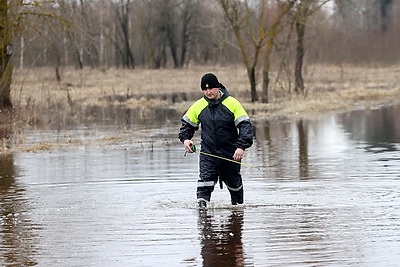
1 104 400 266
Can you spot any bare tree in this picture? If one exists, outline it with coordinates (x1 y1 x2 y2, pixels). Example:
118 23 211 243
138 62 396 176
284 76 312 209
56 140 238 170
1 0 74 110
161 0 179 67
138 0 168 69
68 0 98 69
290 0 330 95
218 0 271 102
261 0 293 103
335 0 394 33
112 0 135 69
378 0 393 32
0 0 13 109
145 0 199 69
178 0 199 67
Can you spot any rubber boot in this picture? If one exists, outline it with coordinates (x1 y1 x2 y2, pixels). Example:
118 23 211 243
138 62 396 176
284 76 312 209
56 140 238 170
198 199 207 211
231 188 244 205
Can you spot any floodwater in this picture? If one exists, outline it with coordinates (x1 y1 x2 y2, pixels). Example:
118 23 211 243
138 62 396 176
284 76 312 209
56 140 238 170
1 103 400 266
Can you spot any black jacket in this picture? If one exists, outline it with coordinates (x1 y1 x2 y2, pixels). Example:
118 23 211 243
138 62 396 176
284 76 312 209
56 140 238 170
179 86 253 158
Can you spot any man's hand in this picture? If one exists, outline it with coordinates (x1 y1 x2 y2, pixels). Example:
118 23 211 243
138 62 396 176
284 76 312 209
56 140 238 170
183 140 195 153
233 148 244 162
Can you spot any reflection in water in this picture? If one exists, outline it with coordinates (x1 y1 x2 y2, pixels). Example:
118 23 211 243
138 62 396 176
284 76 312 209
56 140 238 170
253 104 400 181
83 105 180 129
0 154 38 266
253 119 294 181
340 104 400 152
198 209 245 267
297 120 309 179
254 118 313 180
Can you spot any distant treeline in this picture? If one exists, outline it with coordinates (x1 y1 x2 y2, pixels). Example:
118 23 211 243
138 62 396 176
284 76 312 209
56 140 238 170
11 0 400 70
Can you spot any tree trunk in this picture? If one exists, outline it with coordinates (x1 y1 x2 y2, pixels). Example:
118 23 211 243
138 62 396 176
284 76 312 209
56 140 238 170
294 18 306 95
261 1 293 103
114 0 135 69
262 35 274 103
167 24 179 68
0 64 13 110
261 70 269 103
0 0 13 110
248 66 258 102
179 3 191 68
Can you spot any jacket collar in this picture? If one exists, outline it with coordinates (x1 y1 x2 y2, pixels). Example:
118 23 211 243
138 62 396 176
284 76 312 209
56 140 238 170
204 84 229 106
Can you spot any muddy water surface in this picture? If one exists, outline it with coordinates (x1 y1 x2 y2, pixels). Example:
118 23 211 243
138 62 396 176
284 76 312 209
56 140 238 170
1 104 400 266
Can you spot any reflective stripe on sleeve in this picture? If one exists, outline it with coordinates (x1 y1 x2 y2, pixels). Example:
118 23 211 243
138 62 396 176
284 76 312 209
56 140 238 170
235 115 250 126
182 115 198 128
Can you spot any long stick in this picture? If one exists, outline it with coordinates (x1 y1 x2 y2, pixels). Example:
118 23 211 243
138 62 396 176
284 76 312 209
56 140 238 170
197 151 261 170
185 144 261 170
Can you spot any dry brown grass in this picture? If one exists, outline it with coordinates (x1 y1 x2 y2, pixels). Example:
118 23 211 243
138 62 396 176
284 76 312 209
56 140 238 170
11 64 400 116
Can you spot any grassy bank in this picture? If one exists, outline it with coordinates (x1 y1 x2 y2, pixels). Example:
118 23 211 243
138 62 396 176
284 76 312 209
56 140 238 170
2 64 400 153
11 64 400 118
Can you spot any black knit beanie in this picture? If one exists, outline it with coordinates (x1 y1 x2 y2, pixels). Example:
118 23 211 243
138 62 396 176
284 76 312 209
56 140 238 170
201 73 220 90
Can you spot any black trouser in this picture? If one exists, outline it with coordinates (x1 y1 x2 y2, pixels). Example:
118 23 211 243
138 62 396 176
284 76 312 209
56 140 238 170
197 153 243 204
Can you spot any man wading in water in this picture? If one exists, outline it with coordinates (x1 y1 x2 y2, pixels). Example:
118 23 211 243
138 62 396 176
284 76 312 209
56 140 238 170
179 73 254 210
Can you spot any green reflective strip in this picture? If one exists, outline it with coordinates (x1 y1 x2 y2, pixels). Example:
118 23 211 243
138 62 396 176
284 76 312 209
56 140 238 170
222 96 249 125
184 98 208 126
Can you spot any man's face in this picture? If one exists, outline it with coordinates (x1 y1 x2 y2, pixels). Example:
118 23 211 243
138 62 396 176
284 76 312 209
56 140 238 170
203 87 219 100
